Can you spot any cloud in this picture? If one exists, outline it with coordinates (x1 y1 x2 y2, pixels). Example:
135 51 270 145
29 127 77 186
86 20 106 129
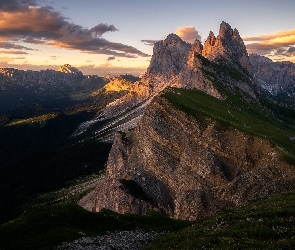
0 60 146 76
0 50 29 55
141 40 160 46
175 26 202 43
0 0 37 12
0 0 149 58
287 46 295 53
107 56 115 61
244 29 295 57
0 41 34 50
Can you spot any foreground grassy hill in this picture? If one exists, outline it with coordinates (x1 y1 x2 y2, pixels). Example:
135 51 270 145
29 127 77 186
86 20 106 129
0 202 190 250
0 190 294 249
145 190 295 250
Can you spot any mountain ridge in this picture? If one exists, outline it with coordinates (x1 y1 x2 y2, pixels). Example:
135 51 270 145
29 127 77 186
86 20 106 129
80 21 295 221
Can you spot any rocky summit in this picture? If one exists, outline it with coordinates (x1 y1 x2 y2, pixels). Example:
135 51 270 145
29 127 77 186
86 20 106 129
202 21 252 75
79 21 295 221
75 22 253 140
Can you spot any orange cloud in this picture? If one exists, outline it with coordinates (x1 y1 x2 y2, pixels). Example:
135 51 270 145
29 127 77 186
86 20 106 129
243 29 295 42
244 28 295 58
175 26 201 44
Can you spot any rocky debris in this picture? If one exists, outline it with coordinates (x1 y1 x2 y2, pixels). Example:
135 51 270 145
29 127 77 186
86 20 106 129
202 21 252 75
38 174 103 205
56 230 165 250
88 95 295 221
250 53 295 107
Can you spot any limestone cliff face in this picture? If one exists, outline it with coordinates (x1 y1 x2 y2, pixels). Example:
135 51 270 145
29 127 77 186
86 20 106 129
88 94 295 220
202 22 252 75
141 34 221 99
73 22 257 140
250 54 295 107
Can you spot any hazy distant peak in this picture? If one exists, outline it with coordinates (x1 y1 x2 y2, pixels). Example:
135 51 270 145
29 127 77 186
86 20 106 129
58 64 83 75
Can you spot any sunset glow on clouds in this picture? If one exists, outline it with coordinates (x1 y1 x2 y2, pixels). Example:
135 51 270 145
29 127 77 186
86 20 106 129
0 0 295 74
244 29 295 62
0 0 150 74
0 1 149 58
175 26 202 44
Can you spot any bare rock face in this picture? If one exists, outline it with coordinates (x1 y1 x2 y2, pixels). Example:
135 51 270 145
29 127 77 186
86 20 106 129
202 21 252 75
250 54 295 107
187 39 203 68
142 34 221 98
58 64 83 75
88 94 295 220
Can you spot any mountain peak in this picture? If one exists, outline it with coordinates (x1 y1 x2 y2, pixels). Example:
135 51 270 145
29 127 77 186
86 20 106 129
146 33 191 77
166 33 183 42
58 64 83 75
202 21 252 74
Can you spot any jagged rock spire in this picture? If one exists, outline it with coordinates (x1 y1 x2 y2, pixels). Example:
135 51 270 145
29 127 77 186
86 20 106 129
202 21 252 74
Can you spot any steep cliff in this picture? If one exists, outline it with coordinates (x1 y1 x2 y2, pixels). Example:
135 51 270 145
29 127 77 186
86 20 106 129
84 88 295 220
202 21 252 75
250 54 295 107
72 21 260 141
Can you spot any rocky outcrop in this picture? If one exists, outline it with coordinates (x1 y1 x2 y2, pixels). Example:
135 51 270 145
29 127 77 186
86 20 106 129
250 54 295 107
202 21 252 75
142 33 220 98
58 64 83 75
85 94 295 220
73 22 259 141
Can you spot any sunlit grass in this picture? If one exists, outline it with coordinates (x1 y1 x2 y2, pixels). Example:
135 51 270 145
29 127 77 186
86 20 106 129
5 113 59 127
162 87 295 163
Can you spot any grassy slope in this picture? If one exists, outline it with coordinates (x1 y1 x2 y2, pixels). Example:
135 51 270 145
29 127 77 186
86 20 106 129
0 203 190 250
162 87 295 164
0 112 112 224
144 191 295 250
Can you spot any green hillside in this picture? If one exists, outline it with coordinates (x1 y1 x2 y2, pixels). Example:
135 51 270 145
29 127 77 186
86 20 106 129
162 87 295 165
144 190 295 250
0 203 190 250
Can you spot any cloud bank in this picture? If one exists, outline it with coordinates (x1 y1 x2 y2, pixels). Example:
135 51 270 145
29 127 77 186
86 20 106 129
244 29 295 60
0 0 149 58
175 26 202 44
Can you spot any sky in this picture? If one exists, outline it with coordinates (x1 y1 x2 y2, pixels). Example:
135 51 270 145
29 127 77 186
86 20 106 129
0 0 295 76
